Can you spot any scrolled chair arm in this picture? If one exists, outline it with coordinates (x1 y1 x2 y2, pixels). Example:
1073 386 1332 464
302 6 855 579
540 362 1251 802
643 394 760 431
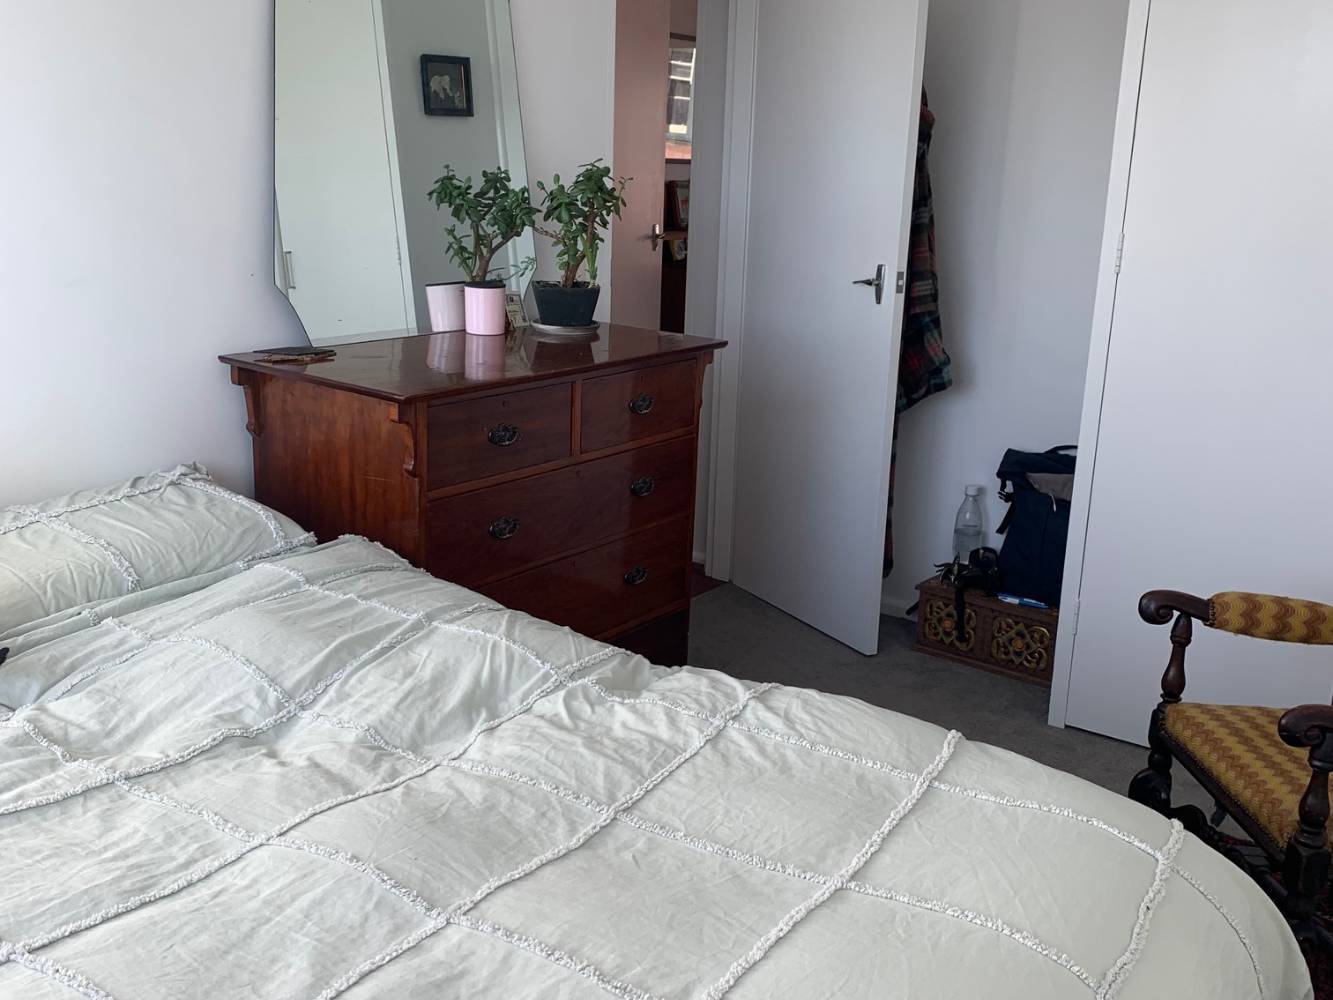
1279 704 1333 751
1139 590 1212 626
1279 703 1333 858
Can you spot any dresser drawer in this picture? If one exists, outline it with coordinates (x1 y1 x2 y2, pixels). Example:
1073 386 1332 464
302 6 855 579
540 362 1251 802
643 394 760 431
427 383 572 490
483 518 690 637
427 436 696 587
579 359 697 452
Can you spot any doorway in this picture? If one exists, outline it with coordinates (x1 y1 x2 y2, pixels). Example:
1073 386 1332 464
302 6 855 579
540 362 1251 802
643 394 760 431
701 0 1132 660
609 0 723 340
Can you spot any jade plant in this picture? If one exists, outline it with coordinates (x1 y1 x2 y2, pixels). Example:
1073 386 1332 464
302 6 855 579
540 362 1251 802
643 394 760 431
427 166 536 284
533 160 630 288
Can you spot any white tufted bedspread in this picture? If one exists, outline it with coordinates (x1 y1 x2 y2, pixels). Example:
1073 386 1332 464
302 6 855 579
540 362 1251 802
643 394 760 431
0 537 1312 999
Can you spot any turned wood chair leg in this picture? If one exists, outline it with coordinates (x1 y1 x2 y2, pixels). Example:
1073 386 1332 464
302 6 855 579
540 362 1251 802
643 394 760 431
1129 705 1175 815
1128 613 1192 817
1280 720 1333 940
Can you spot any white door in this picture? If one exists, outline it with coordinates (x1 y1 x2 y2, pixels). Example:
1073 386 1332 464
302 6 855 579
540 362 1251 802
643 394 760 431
275 0 412 343
1063 0 1333 743
609 0 669 328
723 0 930 654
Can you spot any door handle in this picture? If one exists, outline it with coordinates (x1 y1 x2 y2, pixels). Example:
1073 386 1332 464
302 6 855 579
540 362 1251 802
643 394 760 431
852 264 886 305
650 223 664 253
487 423 521 447
488 516 520 541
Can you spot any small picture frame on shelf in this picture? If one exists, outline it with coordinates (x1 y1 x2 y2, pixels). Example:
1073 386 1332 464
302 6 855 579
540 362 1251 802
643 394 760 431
420 54 474 117
505 291 528 331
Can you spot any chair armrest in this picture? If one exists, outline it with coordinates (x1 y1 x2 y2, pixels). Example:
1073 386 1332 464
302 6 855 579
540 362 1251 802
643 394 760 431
1280 704 1333 750
1209 593 1333 644
1139 591 1211 625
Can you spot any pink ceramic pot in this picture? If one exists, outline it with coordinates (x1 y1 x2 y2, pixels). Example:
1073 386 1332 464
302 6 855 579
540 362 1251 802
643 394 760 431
425 331 465 374
425 282 465 332
464 333 506 380
464 282 507 336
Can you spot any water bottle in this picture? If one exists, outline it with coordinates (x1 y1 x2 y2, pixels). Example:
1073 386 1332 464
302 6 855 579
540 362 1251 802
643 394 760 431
953 485 985 561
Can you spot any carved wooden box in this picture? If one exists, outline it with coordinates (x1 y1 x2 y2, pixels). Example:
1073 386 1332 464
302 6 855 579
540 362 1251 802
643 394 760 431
912 576 1059 686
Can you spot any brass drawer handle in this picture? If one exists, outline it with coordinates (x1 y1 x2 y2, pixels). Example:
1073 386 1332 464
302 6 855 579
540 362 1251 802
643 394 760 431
624 566 648 586
489 516 520 541
628 394 655 416
629 476 656 498
487 423 521 447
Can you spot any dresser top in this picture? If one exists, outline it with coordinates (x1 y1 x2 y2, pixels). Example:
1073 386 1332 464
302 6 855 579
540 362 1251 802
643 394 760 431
220 326 724 404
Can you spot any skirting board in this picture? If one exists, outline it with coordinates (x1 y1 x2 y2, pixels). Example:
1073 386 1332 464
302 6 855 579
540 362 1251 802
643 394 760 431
880 591 917 620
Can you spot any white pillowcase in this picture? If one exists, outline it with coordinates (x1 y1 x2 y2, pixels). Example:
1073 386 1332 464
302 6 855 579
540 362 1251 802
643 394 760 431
0 464 311 638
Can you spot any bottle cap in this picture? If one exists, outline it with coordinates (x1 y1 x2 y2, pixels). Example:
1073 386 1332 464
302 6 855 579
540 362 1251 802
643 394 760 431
965 484 982 497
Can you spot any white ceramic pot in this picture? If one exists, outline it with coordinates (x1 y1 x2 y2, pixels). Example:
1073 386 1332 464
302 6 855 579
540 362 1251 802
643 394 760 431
464 282 508 336
425 282 465 333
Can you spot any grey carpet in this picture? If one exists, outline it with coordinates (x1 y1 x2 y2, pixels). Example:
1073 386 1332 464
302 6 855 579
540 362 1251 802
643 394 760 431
688 583 1216 814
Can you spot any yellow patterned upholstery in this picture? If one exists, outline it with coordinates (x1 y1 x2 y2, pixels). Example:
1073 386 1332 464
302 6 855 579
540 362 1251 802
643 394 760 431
1163 702 1322 848
1208 592 1333 644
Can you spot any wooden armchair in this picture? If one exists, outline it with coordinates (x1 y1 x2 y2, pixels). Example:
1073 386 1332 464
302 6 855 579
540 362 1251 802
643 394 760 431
1130 590 1333 946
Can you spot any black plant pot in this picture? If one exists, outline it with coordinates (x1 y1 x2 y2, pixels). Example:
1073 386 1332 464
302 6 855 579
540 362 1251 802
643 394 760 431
532 281 600 327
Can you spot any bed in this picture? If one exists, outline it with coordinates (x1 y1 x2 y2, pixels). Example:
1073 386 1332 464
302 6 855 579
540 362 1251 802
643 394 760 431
0 470 1313 999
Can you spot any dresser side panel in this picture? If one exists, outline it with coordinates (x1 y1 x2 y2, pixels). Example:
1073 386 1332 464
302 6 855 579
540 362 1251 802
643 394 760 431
246 372 421 562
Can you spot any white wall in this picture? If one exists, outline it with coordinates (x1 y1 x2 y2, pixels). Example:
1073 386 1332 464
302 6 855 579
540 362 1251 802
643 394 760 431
381 0 536 327
510 0 617 323
0 1 619 508
383 0 500 321
276 0 414 343
671 0 699 37
0 0 306 506
881 0 1131 614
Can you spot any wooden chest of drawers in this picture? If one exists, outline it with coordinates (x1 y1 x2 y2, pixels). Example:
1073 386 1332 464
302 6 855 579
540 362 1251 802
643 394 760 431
221 326 723 665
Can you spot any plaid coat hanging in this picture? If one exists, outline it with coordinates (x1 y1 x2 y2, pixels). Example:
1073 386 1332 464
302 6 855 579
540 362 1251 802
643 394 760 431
886 91 952 576
898 91 952 414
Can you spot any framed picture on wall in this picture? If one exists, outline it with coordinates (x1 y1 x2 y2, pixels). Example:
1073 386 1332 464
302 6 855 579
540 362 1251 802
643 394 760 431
420 54 474 117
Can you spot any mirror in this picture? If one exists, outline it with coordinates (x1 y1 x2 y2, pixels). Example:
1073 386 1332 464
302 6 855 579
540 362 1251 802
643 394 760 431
275 0 534 346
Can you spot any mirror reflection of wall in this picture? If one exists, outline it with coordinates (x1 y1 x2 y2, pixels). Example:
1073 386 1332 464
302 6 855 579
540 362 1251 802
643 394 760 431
275 0 534 346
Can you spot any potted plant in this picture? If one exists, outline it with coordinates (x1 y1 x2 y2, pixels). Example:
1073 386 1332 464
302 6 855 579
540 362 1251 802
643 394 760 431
532 160 630 327
427 165 535 335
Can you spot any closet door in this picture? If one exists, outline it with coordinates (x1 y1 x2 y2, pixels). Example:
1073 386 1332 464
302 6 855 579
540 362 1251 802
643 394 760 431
720 0 930 655
1063 0 1333 742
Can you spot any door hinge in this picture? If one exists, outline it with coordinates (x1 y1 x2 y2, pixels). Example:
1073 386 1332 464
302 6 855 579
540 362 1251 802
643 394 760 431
1068 598 1080 635
1113 232 1125 275
896 270 906 294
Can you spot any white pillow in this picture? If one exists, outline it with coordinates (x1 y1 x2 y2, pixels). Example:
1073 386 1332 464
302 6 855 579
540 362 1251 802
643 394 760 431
0 464 311 636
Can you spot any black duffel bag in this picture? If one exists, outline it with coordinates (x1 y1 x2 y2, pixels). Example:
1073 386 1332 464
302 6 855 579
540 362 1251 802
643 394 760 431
995 446 1076 607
